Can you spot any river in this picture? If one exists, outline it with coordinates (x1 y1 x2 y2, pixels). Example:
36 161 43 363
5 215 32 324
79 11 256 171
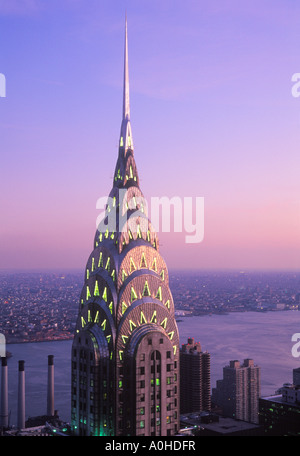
1 310 299 426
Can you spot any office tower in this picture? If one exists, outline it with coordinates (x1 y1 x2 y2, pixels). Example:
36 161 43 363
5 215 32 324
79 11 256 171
259 386 300 435
0 357 8 429
212 359 260 424
71 18 180 437
180 338 211 414
292 367 300 386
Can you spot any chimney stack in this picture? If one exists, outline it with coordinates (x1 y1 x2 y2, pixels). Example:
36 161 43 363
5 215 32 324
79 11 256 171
18 360 25 430
0 357 8 429
47 355 54 416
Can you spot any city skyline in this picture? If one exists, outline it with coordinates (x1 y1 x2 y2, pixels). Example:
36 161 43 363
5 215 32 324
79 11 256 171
1 0 300 271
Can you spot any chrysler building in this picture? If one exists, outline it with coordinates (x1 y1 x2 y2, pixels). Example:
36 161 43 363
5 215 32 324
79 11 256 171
71 17 180 436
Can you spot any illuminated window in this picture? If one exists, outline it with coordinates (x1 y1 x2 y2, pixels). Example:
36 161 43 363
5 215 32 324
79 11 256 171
151 258 157 272
129 319 137 332
94 281 100 297
160 317 167 329
156 286 162 301
131 286 138 302
137 224 142 239
142 281 151 297
140 253 147 268
105 257 110 272
122 269 127 282
86 286 91 301
150 311 157 324
122 335 128 344
122 301 128 314
140 311 147 324
98 252 103 268
130 257 136 273
102 287 108 302
94 311 99 323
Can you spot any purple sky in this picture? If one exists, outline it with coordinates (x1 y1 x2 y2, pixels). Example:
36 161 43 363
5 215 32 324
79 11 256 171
0 0 300 271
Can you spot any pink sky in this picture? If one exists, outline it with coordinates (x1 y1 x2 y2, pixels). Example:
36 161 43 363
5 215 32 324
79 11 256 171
0 0 299 271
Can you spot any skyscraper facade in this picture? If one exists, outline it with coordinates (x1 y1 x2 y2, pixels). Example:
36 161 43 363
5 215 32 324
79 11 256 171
180 338 211 414
212 359 260 424
71 19 180 437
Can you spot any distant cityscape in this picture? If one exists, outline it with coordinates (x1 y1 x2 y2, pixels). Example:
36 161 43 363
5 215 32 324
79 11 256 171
0 269 299 344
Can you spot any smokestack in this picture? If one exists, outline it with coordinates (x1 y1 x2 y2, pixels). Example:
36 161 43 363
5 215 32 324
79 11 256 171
47 355 54 416
18 360 25 430
0 357 8 428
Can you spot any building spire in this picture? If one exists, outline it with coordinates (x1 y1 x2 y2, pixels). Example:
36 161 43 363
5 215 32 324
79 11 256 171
123 13 130 121
119 13 133 154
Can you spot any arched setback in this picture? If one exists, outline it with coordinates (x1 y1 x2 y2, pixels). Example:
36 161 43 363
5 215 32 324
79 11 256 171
117 328 179 436
116 302 179 359
117 277 174 323
117 245 169 290
80 272 118 318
